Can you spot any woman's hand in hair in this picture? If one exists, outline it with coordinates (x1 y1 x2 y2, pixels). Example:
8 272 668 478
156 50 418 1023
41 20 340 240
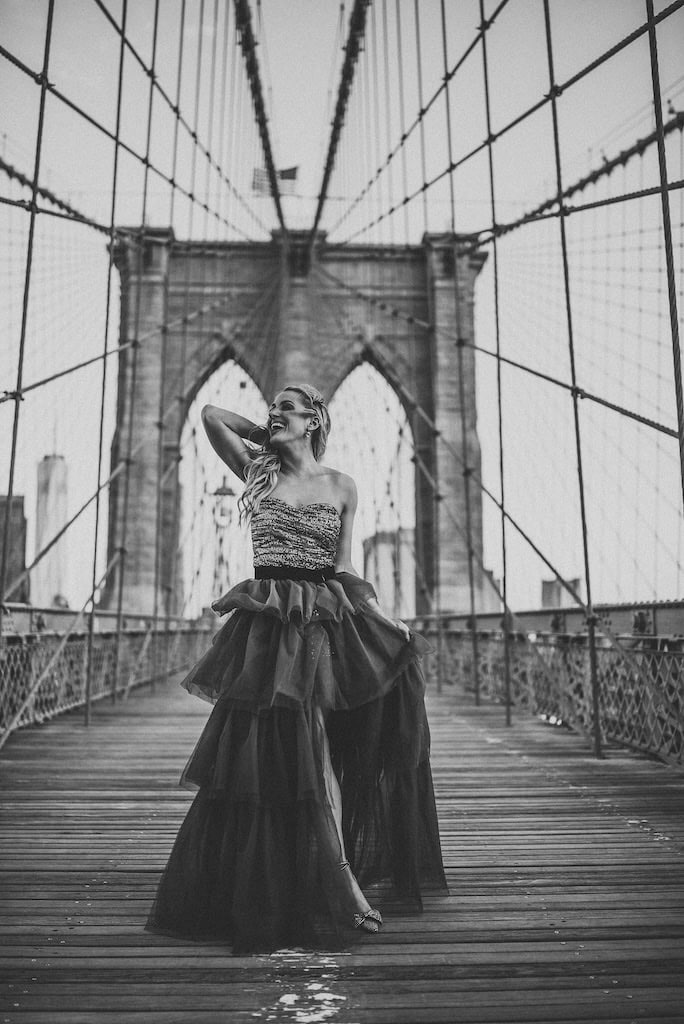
201 405 257 480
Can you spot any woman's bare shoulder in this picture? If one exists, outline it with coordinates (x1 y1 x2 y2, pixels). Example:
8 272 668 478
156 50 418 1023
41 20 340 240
319 467 357 506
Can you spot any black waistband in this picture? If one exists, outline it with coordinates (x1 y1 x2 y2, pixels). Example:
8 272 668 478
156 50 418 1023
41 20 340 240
254 564 336 582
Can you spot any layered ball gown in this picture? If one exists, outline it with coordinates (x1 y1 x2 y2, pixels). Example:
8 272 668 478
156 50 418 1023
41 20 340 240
146 496 447 952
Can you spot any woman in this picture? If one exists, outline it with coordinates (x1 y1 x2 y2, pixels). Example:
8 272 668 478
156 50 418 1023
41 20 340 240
146 383 446 953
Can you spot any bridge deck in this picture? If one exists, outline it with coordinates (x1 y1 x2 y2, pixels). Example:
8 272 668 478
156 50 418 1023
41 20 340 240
0 680 683 1024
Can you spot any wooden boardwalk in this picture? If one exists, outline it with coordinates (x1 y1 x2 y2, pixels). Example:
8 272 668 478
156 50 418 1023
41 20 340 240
1 678 683 1023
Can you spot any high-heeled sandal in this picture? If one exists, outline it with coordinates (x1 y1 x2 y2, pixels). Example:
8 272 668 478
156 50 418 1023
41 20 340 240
353 908 383 933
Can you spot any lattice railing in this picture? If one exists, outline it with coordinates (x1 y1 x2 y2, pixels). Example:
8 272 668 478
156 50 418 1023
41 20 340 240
0 625 211 743
418 626 684 768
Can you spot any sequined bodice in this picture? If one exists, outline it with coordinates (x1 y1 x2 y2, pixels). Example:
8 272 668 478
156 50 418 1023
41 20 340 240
252 497 340 570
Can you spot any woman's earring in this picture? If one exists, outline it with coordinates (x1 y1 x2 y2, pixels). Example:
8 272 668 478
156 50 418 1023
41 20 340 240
304 427 311 438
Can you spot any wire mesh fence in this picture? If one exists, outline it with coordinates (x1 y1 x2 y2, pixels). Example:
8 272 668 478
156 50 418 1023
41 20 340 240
0 621 212 746
416 621 684 767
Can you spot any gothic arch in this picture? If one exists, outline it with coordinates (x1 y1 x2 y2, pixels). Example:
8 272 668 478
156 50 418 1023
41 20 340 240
107 229 487 615
179 341 267 441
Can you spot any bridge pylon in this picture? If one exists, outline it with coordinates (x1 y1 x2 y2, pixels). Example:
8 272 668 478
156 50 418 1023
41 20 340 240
104 228 488 618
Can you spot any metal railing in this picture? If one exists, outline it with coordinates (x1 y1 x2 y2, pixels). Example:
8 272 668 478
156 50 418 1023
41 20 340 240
3 607 682 769
415 622 683 768
0 621 212 746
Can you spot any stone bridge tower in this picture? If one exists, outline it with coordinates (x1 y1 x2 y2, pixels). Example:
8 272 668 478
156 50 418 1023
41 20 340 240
104 229 486 617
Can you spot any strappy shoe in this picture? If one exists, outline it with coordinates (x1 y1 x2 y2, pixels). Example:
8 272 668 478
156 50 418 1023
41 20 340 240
353 908 383 933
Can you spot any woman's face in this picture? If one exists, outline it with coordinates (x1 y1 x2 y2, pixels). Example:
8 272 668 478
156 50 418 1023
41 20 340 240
267 389 315 445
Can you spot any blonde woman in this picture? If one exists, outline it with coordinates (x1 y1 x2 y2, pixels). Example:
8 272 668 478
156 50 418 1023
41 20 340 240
146 383 446 953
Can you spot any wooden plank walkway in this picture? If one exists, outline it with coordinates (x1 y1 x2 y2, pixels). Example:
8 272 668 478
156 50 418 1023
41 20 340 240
0 677 683 1024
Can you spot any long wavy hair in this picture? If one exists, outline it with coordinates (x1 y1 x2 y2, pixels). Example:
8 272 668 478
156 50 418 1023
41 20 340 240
238 383 331 524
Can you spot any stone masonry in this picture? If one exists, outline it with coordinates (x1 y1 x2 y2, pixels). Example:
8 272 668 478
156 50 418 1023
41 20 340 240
104 229 486 616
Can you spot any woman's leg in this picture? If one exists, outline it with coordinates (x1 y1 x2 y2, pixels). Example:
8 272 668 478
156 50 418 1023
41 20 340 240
312 705 382 931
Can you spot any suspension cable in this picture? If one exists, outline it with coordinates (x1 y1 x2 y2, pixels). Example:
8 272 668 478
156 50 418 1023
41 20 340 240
89 0 268 234
645 0 684 509
439 0 480 701
309 0 371 248
479 0 512 724
85 0 129 725
468 111 684 252
329 0 510 237
0 0 56 645
542 0 601 756
111 0 164 699
233 0 285 232
0 340 135 405
330 0 684 244
311 263 601 617
152 0 189 649
0 19 268 240
0 148 255 243
2 272 279 605
314 261 680 439
394 0 409 242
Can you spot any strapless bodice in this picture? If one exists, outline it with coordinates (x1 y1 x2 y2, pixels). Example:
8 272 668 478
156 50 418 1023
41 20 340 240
251 496 340 571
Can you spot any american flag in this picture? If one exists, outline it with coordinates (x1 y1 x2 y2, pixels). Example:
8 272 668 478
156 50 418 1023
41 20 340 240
252 166 298 196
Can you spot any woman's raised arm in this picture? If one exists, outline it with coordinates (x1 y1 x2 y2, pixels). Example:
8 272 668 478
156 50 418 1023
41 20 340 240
201 404 266 480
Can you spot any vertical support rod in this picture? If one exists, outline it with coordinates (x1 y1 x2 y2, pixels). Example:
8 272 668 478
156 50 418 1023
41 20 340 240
413 0 429 231
85 0 129 725
151 268 170 686
113 0 161 700
440 0 480 703
431 344 444 692
158 0 187 686
479 0 511 723
412 0 434 646
0 0 55 641
167 0 206 635
542 0 602 757
645 0 684 511
395 0 410 242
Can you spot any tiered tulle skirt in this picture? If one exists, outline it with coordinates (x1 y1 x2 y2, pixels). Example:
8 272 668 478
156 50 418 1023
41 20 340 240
146 572 447 952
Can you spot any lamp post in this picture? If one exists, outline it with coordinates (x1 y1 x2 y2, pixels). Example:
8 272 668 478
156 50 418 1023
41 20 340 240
211 478 235 598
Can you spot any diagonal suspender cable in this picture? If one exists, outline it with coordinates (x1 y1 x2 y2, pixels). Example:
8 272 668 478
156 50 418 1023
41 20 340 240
312 262 593 613
328 0 510 239
464 110 684 252
313 271 660 736
542 0 602 757
645 0 684 510
331 0 684 245
314 255 680 440
1 278 281 606
89 0 268 236
0 0 55 645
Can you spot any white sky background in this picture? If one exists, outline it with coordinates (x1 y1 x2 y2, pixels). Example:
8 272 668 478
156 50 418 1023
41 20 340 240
1 0 683 615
